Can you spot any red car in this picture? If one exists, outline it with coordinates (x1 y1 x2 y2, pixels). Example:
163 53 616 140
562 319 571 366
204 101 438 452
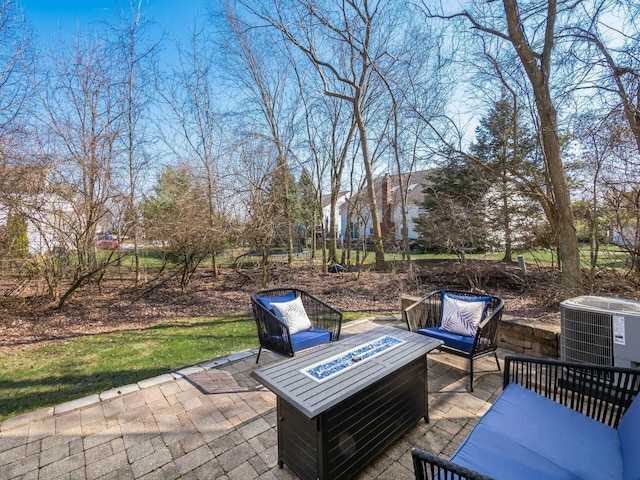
96 235 118 250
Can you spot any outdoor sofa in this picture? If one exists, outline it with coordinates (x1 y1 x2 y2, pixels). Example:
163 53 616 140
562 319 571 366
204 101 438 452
251 287 342 363
412 356 640 480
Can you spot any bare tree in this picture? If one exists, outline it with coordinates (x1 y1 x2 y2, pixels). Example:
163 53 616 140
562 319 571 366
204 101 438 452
0 0 35 281
219 3 300 265
232 135 282 286
373 14 451 265
241 0 413 270
290 55 356 267
141 164 214 290
576 107 640 275
0 0 32 145
424 0 581 292
110 0 159 283
605 184 640 273
36 32 123 307
156 25 230 277
567 1 640 156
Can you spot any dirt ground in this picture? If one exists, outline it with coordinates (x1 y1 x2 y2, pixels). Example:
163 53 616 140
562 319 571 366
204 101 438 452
0 259 622 355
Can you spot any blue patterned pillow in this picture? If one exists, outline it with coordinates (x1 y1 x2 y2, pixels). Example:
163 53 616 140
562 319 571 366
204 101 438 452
270 297 313 334
440 292 491 337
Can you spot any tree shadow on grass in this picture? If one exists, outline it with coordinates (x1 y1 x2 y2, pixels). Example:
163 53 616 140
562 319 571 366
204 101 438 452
0 317 260 422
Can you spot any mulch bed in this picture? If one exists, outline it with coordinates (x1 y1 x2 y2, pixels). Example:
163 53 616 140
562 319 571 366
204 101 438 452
0 260 599 354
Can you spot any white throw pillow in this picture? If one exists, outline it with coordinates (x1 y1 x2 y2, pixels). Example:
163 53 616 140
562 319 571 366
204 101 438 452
270 296 313 334
440 294 488 337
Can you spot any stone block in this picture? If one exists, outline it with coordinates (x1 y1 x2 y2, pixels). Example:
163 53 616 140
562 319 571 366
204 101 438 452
54 395 100 415
533 325 560 340
400 294 422 311
100 384 140 401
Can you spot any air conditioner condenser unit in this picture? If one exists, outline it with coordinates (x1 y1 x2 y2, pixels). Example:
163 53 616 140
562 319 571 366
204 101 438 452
560 296 640 369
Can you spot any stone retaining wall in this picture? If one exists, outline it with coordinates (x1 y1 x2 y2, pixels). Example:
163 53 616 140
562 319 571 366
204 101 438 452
498 316 560 359
400 294 560 359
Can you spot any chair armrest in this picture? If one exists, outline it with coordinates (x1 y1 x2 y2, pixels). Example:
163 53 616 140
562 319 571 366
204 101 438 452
297 290 342 340
403 290 441 332
503 356 640 428
253 302 291 336
477 296 504 330
411 448 496 480
473 296 504 353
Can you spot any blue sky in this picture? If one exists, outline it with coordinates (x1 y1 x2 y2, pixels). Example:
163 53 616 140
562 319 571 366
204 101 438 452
21 0 206 46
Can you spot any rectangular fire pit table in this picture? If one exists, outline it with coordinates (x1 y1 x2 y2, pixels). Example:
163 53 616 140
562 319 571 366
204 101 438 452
251 325 442 480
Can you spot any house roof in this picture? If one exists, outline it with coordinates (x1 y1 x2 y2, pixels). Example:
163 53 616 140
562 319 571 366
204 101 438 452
321 191 350 209
349 170 430 207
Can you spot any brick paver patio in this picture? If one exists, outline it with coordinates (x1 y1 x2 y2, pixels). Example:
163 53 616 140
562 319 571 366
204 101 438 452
0 319 509 479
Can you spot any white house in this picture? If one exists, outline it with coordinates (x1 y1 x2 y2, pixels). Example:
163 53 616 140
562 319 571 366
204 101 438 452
342 171 429 243
0 165 76 256
321 191 351 241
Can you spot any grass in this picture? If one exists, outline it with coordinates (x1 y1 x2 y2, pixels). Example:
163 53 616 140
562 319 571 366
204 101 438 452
341 311 393 322
95 243 633 273
0 313 258 423
2 243 630 423
0 311 375 423
381 245 631 270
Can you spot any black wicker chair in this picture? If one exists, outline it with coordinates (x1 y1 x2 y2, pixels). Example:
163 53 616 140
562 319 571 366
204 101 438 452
251 288 342 363
412 356 640 480
403 290 504 391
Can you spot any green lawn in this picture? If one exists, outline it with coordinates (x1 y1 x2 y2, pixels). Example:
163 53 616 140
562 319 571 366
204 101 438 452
0 314 258 423
3 243 629 423
106 244 633 272
0 311 378 423
382 245 630 269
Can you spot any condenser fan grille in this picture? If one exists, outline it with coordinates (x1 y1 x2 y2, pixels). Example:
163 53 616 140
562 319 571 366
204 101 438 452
561 307 613 366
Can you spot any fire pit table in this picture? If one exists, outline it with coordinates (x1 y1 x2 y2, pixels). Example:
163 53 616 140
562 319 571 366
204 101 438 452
251 325 442 480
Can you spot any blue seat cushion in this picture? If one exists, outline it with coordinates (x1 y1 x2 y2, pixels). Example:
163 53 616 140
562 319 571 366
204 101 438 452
618 393 640 480
291 329 331 352
418 327 474 353
451 383 623 480
255 292 297 312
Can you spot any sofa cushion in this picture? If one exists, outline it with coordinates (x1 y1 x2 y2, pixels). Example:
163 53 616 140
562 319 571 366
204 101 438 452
439 292 491 337
452 424 585 480
418 327 475 353
255 292 297 313
618 393 640 480
290 329 331 352
451 383 623 480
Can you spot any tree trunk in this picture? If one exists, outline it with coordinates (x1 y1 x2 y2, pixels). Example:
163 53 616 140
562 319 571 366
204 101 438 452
261 250 269 287
353 105 385 270
329 190 339 264
503 0 580 293
502 142 512 263
536 91 581 291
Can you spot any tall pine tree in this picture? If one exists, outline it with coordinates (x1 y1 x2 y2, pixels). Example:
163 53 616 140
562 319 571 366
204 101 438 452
416 154 490 259
471 93 538 262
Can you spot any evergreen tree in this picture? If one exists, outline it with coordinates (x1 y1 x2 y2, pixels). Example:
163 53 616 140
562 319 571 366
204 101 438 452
416 154 490 259
471 94 539 261
141 165 212 290
5 213 29 260
266 164 300 250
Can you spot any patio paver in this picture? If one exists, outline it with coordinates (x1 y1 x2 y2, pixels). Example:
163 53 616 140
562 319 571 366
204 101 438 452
0 319 509 479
